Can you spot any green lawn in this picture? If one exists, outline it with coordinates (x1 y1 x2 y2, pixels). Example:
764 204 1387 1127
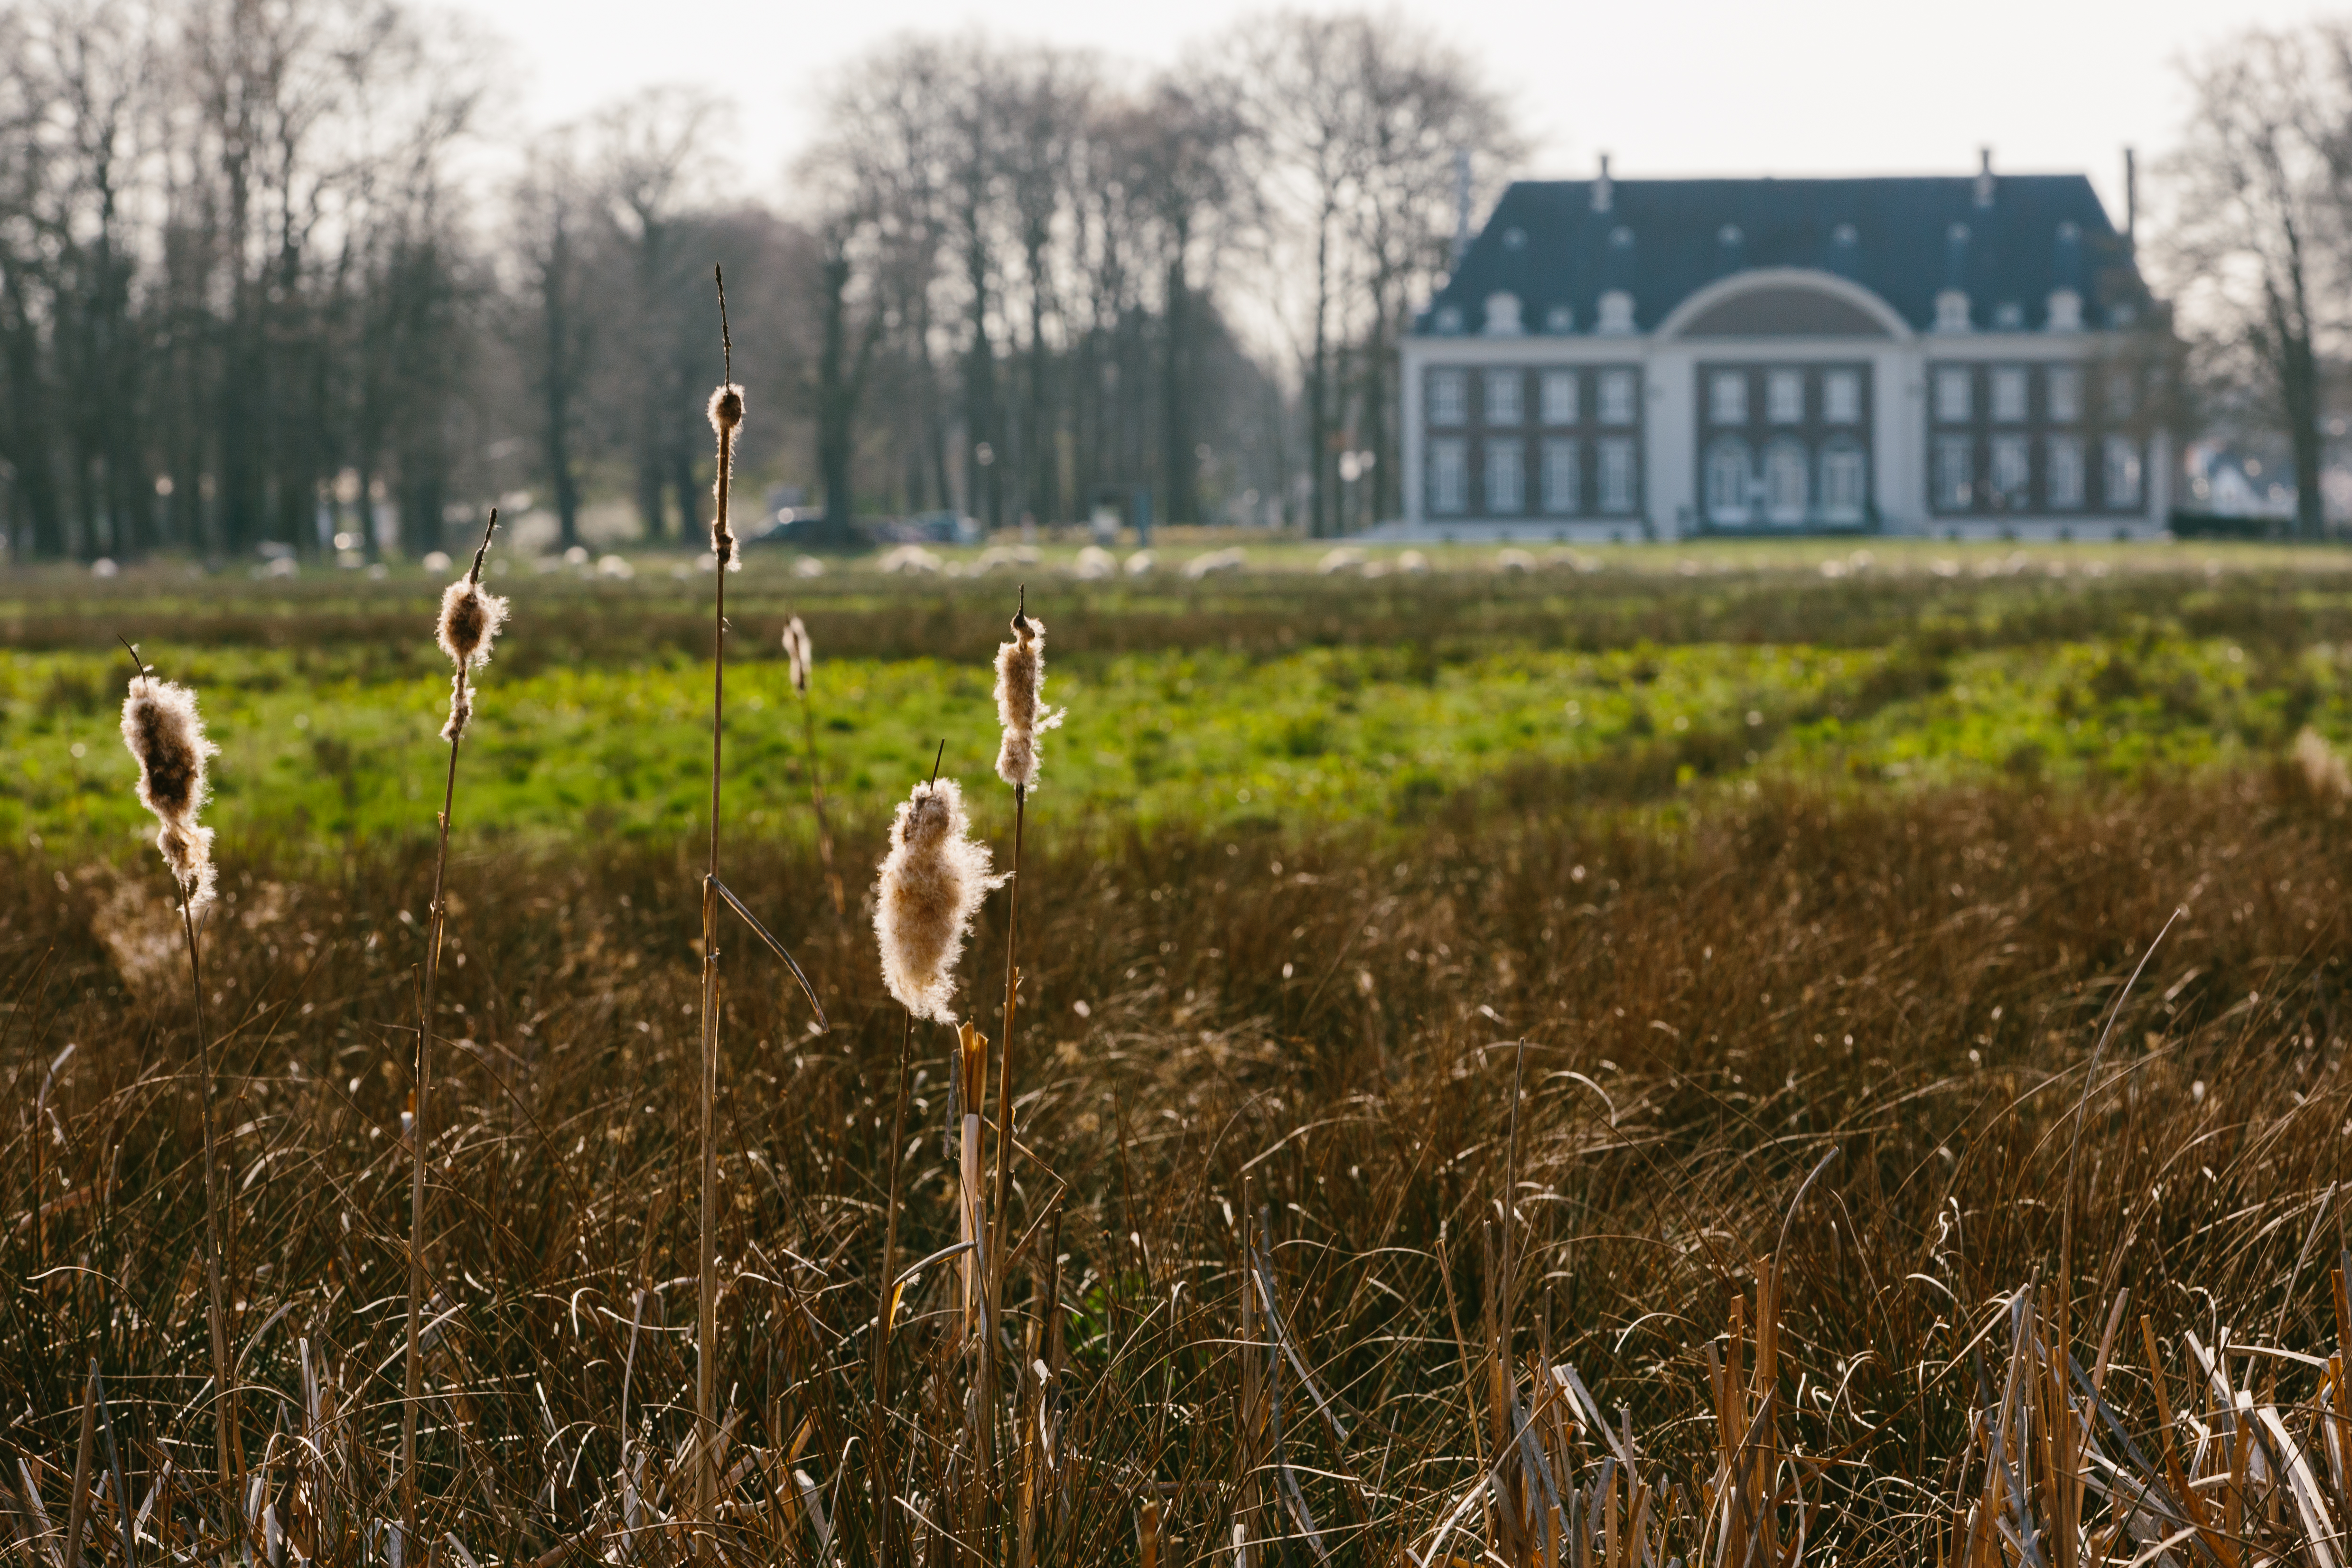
8 583 2345 856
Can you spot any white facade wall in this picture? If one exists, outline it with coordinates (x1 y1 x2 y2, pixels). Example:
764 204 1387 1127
1395 272 2166 541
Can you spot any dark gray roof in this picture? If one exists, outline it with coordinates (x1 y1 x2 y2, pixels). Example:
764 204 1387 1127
1419 174 2151 336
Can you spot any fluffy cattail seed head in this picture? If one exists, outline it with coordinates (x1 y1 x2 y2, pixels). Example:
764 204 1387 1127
120 675 221 910
436 578 508 671
993 613 1064 790
783 616 812 696
435 562 509 742
873 776 1003 1023
709 383 745 434
708 382 745 567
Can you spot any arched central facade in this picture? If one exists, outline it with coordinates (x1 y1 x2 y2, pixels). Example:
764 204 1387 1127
1665 271 1898 532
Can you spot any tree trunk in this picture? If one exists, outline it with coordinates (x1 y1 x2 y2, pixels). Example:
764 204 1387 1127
542 221 582 552
816 243 859 545
1162 242 1195 527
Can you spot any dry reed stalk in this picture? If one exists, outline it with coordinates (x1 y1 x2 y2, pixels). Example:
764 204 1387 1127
62 1360 95 1568
117 650 237 1502
869 1005 915 1568
405 508 504 1565
694 265 745 1558
782 616 846 920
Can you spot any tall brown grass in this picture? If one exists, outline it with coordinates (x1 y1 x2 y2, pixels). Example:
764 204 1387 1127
7 770 2352 1565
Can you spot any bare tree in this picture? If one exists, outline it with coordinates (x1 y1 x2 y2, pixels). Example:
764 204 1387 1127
595 84 729 542
2159 24 2352 538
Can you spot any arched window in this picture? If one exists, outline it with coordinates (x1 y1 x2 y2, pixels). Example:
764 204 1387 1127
1820 440 1867 523
1705 438 1753 524
1764 440 1809 523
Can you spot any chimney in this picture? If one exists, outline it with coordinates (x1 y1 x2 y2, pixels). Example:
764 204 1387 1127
1973 147 1995 209
2124 147 2137 245
1592 152 1613 214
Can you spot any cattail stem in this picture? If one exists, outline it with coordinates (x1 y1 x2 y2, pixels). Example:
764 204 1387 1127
983 783 1026 1521
178 890 236 1506
403 683 465 1563
694 265 736 1559
870 1008 915 1568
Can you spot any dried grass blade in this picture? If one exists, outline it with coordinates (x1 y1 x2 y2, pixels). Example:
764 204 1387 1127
709 875 826 1028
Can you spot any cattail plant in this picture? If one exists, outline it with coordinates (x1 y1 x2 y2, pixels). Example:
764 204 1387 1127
870 760 1000 1566
692 266 746 1550
985 590 1061 1495
403 509 504 1560
783 615 846 920
681 266 823 1551
118 650 235 1495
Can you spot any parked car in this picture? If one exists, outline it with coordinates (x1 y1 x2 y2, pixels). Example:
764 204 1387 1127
869 509 981 546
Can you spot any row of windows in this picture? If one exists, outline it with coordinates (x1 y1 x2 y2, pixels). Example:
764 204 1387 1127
1703 438 1869 524
1428 437 1640 516
1707 368 1867 427
1430 367 1640 429
1931 363 2135 425
1931 434 2143 512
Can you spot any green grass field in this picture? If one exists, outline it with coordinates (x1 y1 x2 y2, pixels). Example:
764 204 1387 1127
8 538 2351 853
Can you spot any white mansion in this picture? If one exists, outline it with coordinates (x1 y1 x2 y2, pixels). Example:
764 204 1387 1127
1393 157 2170 540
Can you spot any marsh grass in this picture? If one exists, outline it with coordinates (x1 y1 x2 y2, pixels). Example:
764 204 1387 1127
8 773 2352 1564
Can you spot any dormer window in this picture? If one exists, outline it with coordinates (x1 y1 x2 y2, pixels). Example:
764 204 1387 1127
1483 292 1523 336
1596 289 1635 334
2046 289 2082 332
1503 226 1527 250
1934 290 1971 334
1544 304 1575 334
1434 305 1464 335
1993 302 2024 330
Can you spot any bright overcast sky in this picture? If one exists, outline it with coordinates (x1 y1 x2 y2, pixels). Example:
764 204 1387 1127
460 0 2328 223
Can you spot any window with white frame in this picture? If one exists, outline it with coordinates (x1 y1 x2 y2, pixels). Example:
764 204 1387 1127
2046 366 2081 422
1430 371 1467 426
1935 436 1974 508
1764 439 1809 521
2103 436 2142 507
1990 435 2030 500
1824 371 1862 425
1705 439 1752 523
1484 370 1523 426
1820 442 1867 522
1599 370 1638 425
1767 371 1804 424
1485 439 1525 513
1430 439 1467 513
1540 370 1579 425
1710 372 1748 425
1991 367 2028 422
1541 439 1580 515
2047 436 2084 508
1597 438 1637 512
1934 368 1972 423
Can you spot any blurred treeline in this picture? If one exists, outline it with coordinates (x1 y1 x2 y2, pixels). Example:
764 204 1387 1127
0 0 1518 562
